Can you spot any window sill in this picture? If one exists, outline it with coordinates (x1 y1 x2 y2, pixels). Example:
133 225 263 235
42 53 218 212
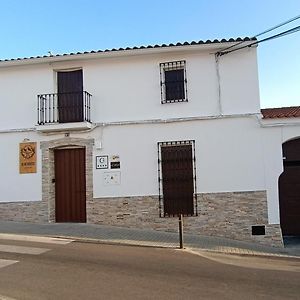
161 99 188 104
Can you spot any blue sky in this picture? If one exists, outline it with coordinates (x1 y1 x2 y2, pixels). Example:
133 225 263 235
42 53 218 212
0 0 299 108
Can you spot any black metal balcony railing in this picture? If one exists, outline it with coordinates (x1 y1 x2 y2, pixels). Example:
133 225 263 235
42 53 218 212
37 91 91 125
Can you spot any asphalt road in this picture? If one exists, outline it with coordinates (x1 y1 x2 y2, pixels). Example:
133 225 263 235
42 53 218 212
0 237 299 300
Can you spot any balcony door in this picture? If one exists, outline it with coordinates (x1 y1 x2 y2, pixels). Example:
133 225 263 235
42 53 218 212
58 70 83 123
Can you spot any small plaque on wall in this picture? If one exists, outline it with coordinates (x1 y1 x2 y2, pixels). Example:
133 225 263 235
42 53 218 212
110 155 120 169
111 161 120 169
103 171 121 185
96 156 108 169
19 142 37 174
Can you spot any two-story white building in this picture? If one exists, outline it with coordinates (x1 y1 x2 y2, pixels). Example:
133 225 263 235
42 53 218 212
0 37 299 247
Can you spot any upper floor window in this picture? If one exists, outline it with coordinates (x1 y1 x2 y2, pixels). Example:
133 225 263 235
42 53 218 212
160 60 187 104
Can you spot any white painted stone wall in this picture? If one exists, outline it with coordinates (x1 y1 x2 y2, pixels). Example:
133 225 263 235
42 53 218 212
92 118 266 198
0 131 42 202
0 44 299 227
260 121 300 224
0 46 260 129
1 118 299 226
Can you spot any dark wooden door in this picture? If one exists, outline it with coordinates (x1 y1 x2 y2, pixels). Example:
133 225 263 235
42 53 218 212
58 70 83 123
161 145 194 216
54 148 86 222
279 138 300 236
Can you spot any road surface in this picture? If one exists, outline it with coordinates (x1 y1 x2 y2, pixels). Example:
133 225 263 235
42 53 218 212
0 234 299 300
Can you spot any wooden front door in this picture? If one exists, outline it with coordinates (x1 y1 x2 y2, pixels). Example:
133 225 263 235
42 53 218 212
279 138 300 236
54 148 86 222
57 70 83 123
161 144 194 216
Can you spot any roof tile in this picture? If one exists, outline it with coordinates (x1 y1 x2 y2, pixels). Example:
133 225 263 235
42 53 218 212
261 106 300 119
0 37 256 63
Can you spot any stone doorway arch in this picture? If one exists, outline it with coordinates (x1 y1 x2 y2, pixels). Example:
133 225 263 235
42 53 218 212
41 137 93 222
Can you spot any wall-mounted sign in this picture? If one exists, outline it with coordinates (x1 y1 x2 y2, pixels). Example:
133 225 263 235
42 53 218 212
96 156 108 169
103 171 121 185
111 161 120 169
110 155 120 169
111 155 120 161
19 142 37 174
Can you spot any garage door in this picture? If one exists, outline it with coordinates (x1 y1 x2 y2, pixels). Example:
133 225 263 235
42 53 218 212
279 138 300 236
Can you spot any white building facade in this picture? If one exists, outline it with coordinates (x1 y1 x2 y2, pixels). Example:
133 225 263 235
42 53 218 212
0 38 299 247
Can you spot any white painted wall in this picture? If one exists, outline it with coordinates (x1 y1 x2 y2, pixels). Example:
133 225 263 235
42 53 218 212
92 117 266 199
219 48 261 115
0 45 299 226
0 46 260 130
0 131 42 202
261 124 300 224
91 119 300 226
0 117 300 226
0 65 53 129
0 117 267 203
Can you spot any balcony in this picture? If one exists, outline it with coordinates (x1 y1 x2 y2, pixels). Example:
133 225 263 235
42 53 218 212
36 91 93 132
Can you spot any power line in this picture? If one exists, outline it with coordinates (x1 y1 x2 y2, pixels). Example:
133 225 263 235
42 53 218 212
219 14 300 53
220 25 300 56
255 14 300 38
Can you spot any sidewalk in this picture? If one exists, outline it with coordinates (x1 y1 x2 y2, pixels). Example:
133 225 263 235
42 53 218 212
0 221 299 258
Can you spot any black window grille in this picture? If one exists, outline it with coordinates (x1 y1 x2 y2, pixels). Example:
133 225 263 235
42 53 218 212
157 140 197 217
160 61 188 104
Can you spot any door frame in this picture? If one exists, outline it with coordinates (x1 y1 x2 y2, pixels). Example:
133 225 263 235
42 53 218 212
41 137 93 223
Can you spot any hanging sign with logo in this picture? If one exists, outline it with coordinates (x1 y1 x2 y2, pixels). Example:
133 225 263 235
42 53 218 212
19 142 37 174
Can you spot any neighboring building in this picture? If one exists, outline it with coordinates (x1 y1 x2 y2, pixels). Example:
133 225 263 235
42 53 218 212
0 38 299 247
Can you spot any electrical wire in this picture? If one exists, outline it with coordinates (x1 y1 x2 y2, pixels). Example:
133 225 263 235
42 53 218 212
218 14 300 54
220 25 300 56
255 14 300 38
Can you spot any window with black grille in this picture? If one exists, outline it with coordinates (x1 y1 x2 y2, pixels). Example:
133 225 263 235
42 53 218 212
160 61 187 104
157 140 197 217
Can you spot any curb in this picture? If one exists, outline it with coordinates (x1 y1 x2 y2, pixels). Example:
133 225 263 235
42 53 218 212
41 233 300 259
1 231 299 259
184 248 300 260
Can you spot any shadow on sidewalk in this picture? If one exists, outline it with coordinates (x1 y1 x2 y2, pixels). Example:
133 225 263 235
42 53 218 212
283 236 300 249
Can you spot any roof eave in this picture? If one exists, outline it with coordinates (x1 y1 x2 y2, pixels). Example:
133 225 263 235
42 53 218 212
0 41 257 68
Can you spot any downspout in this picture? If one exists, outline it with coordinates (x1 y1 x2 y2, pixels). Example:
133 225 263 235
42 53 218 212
215 53 223 116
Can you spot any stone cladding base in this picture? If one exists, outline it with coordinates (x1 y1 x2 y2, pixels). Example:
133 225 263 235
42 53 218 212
0 191 283 247
0 201 48 223
87 191 283 247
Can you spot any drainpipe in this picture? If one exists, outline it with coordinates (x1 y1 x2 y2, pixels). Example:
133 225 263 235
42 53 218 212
215 53 223 116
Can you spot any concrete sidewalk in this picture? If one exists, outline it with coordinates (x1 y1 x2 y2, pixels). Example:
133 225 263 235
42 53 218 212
0 221 299 258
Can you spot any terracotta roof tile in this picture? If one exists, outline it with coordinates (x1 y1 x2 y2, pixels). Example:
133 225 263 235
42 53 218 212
261 106 300 119
0 37 255 63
